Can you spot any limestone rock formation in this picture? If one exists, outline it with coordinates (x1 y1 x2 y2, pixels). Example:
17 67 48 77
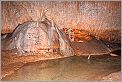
3 14 75 56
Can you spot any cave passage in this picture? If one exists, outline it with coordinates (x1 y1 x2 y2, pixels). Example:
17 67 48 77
1 1 121 81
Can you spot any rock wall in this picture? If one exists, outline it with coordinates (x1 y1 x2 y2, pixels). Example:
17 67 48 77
1 1 121 43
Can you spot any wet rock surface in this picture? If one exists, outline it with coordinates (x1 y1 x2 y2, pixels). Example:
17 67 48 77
1 51 121 81
1 49 64 78
1 26 121 81
102 72 121 81
1 1 121 81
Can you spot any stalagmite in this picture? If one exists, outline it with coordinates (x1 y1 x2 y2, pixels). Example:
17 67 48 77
2 13 75 57
88 55 91 60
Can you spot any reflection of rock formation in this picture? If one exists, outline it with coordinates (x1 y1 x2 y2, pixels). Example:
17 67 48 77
3 14 75 56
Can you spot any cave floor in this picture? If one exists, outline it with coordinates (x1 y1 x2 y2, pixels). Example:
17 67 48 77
1 50 121 81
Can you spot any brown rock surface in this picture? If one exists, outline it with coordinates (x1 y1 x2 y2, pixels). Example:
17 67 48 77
1 1 121 43
102 72 121 81
1 50 64 78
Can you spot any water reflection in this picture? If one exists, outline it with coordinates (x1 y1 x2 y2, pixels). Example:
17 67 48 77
2 55 121 81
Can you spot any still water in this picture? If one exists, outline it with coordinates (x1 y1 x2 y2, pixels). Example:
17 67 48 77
2 54 121 81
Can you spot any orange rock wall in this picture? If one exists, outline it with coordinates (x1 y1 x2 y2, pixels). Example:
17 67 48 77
1 1 121 43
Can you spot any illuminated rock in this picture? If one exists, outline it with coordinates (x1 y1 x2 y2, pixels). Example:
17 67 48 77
4 15 75 56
